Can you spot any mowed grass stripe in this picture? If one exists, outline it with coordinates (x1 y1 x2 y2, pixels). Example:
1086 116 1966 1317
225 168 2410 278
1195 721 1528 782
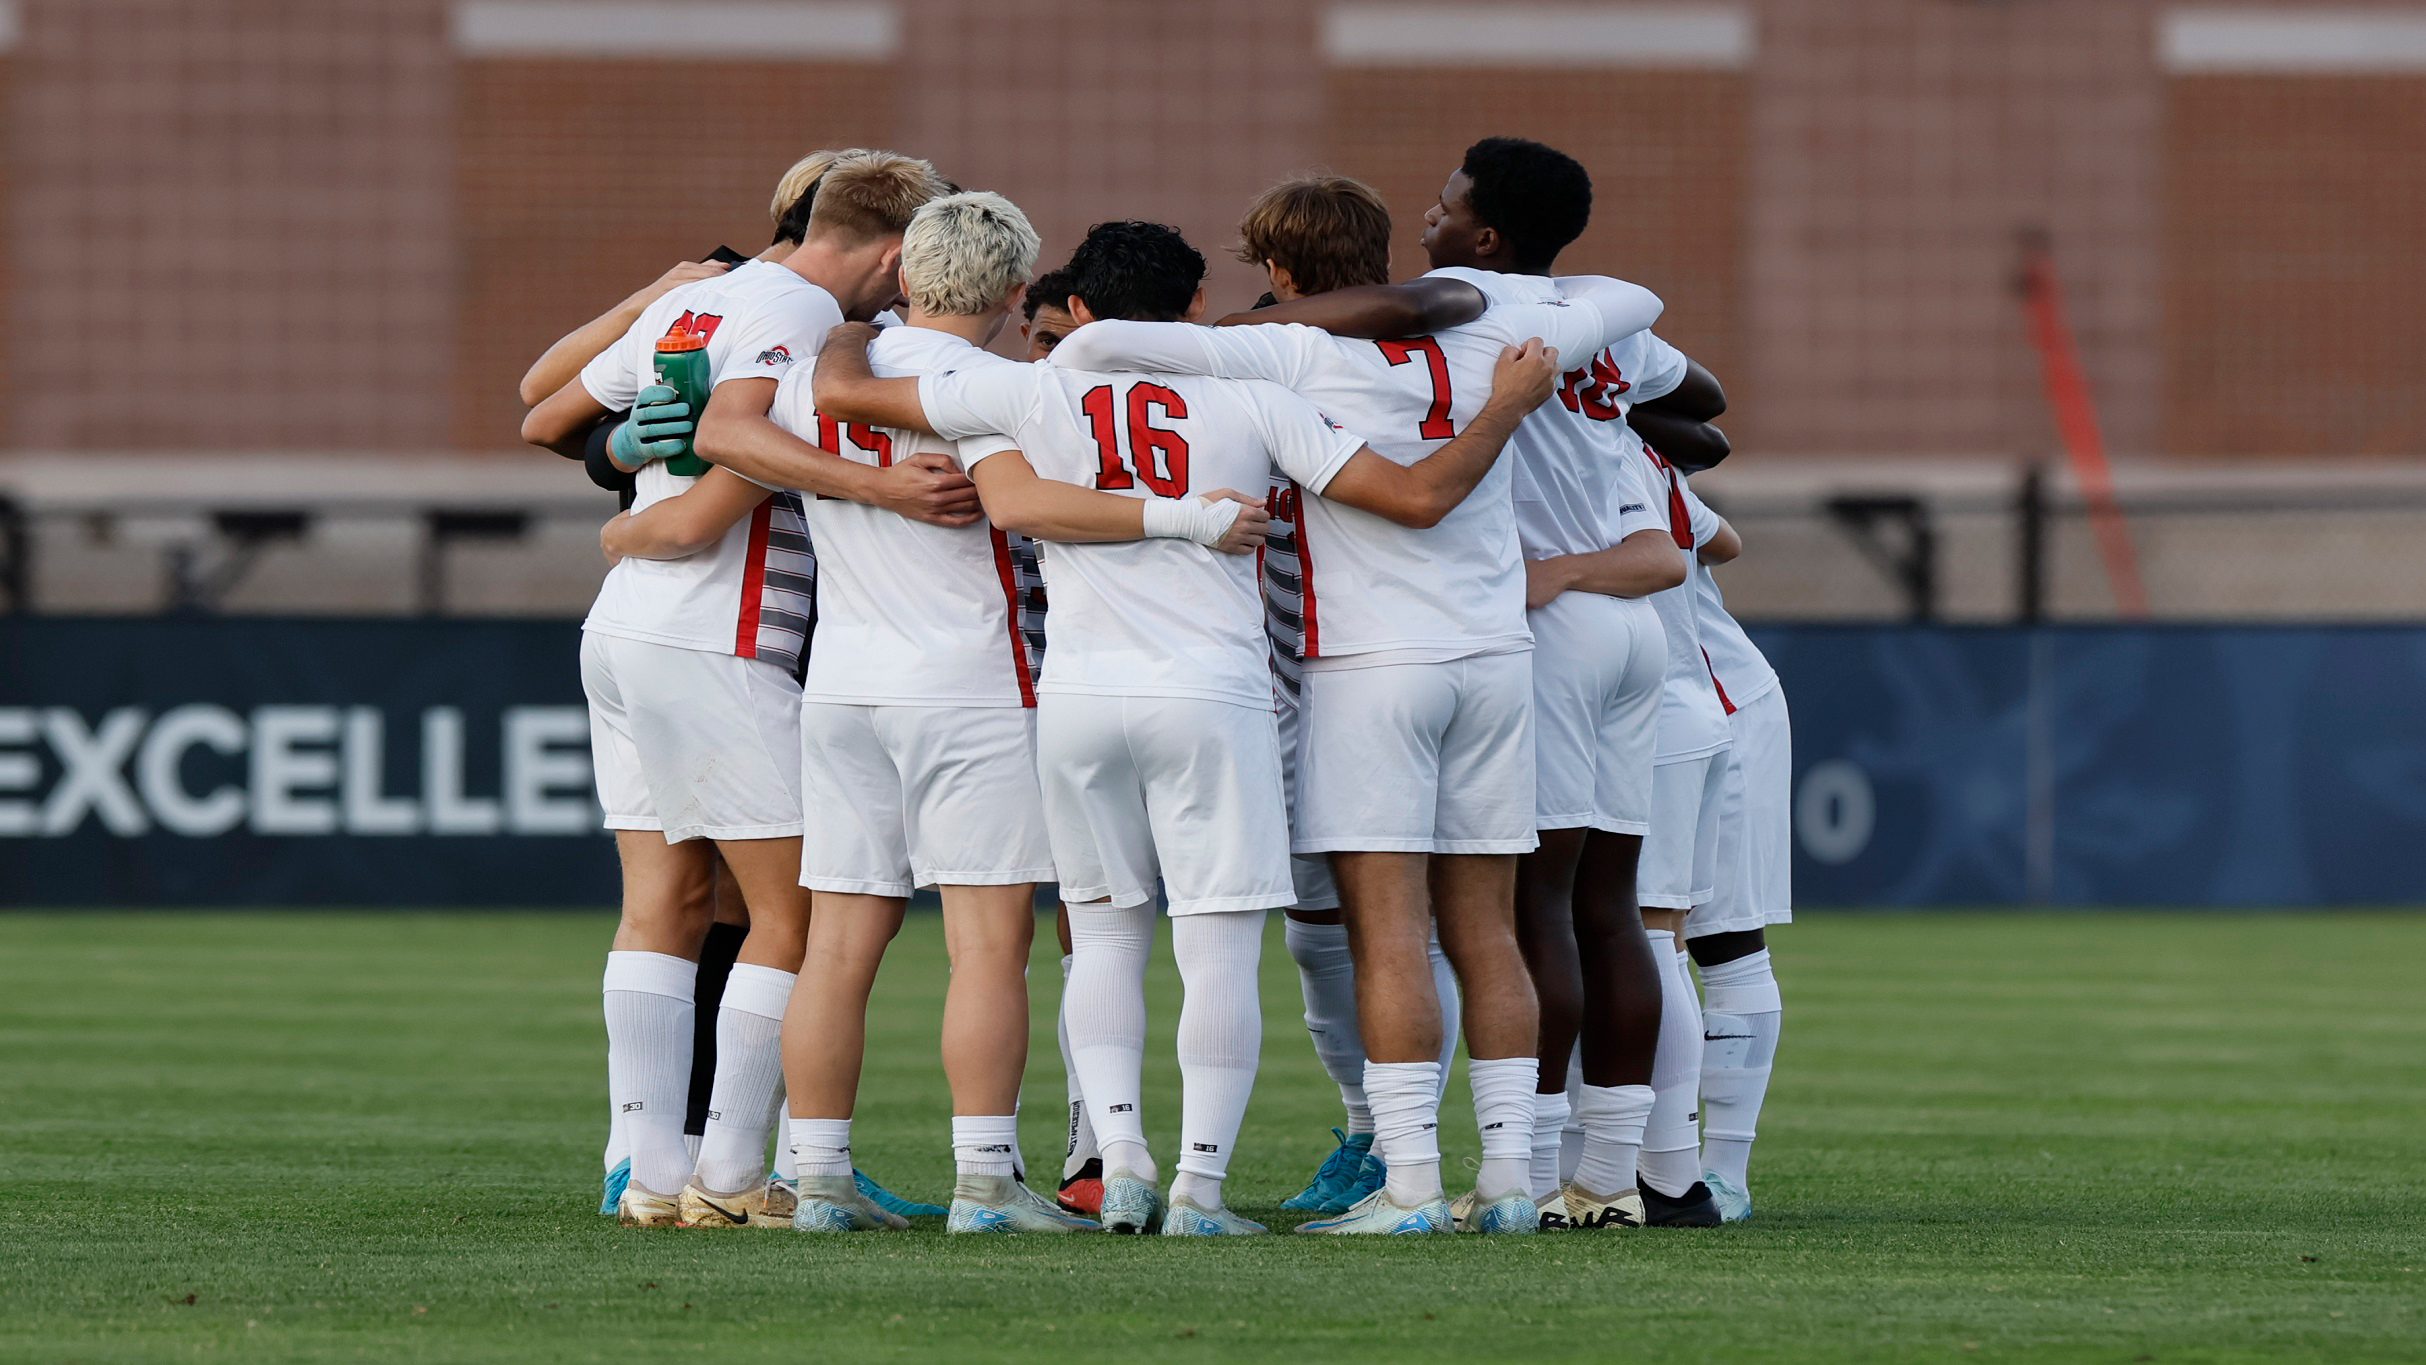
0 911 2419 1363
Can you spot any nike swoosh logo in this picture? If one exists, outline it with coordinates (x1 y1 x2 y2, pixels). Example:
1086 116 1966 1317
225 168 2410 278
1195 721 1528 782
696 1198 749 1225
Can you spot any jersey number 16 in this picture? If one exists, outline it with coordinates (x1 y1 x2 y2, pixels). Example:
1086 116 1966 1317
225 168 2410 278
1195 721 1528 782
1081 381 1192 496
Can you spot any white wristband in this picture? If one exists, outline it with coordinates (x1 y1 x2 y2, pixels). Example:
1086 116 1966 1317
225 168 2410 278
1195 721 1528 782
1139 495 1242 546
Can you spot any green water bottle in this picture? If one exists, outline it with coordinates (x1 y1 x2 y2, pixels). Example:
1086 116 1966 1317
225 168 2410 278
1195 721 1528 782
652 332 713 476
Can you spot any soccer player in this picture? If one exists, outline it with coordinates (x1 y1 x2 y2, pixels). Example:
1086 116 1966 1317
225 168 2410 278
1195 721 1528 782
814 219 1564 1234
1672 473 1788 1224
1414 137 1725 1232
713 191 1085 1235
521 151 950 1227
1045 193 1662 1234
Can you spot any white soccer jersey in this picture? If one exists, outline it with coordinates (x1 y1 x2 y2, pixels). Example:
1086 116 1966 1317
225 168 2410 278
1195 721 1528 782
919 362 1365 710
1683 474 1779 712
1425 269 1684 563
767 326 1042 707
1043 278 1658 665
1641 440 1733 762
579 261 842 672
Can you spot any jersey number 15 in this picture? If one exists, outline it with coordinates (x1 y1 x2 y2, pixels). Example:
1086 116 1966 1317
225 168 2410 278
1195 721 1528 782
1081 382 1192 496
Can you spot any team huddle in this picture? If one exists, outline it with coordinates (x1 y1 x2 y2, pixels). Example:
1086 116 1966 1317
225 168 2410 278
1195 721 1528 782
518 135 1790 1236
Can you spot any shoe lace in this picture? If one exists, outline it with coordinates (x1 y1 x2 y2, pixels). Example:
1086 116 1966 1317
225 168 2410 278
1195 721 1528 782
1312 1129 1364 1183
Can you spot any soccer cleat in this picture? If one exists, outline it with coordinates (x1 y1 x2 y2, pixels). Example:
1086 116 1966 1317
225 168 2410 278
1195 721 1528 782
1640 1176 1725 1228
1461 1188 1540 1235
1295 1188 1453 1235
1057 1157 1105 1217
1563 1181 1647 1231
616 1183 682 1228
1450 1188 1476 1231
1096 1168 1164 1234
853 1167 946 1219
1162 1197 1266 1236
1536 1194 1571 1231
948 1173 1101 1234
675 1177 795 1229
1702 1170 1753 1223
1337 1147 1387 1209
598 1157 631 1216
790 1172 910 1232
1280 1128 1373 1213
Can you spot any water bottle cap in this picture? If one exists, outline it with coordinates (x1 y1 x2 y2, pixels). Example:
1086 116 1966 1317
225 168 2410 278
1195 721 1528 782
655 331 709 352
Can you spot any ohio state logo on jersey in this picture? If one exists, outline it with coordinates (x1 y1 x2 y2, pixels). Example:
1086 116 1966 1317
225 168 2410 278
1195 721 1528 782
755 344 795 367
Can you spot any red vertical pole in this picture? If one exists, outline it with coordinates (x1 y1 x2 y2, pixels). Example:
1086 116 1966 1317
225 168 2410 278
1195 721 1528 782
2018 237 2149 618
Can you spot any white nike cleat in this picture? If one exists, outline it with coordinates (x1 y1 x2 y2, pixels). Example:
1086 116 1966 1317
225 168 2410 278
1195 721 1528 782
1561 1181 1647 1231
676 1178 795 1229
616 1183 682 1228
1162 1197 1266 1236
789 1172 910 1232
1096 1168 1164 1235
1295 1188 1453 1235
947 1174 1101 1234
1704 1170 1753 1223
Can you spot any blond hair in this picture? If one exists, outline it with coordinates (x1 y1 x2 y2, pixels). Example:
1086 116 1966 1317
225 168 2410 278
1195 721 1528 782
900 192 1041 316
804 151 951 247
769 148 862 224
1233 175 1393 295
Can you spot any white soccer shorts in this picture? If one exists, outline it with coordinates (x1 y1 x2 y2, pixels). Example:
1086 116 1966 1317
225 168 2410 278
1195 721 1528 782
1295 649 1538 856
1035 693 1296 915
1640 748 1728 910
1688 687 1794 939
1276 692 1340 911
798 703 1056 897
1528 591 1666 835
580 630 803 843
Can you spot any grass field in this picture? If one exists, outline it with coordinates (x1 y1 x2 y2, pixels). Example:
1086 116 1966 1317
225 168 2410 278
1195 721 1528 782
1 911 2420 1364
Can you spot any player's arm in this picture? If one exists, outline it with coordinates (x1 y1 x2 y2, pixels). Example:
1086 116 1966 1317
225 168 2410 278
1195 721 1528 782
1548 275 1666 353
1208 279 1488 338
1525 528 1689 608
1630 358 1726 424
1700 517 1742 565
518 260 730 408
1628 407 1731 472
964 447 1268 554
521 379 616 460
598 468 771 565
807 321 934 431
1315 339 1560 529
693 369 981 528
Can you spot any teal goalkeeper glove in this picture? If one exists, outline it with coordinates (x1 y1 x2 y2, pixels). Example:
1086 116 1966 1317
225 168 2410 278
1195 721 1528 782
606 384 695 468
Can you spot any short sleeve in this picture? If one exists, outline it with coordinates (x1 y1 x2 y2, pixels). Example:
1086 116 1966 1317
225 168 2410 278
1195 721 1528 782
1622 333 1690 404
1680 474 1723 549
577 322 646 412
1607 449 1671 544
921 363 1044 442
713 286 842 387
1494 299 1618 370
1246 382 1365 496
957 432 1021 470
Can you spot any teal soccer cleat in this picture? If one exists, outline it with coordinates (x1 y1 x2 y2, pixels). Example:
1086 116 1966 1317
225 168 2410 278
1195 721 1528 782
598 1157 631 1216
1703 1170 1753 1223
854 1167 946 1219
1280 1129 1373 1213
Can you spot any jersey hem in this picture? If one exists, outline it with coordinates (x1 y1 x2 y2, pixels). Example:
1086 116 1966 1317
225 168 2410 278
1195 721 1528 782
1652 740 1733 766
799 691 1030 709
1302 635 1533 670
581 620 743 660
1037 682 1273 711
660 820 806 845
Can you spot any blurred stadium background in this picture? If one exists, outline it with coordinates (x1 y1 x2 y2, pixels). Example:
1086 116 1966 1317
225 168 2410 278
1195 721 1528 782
3 0 2424 908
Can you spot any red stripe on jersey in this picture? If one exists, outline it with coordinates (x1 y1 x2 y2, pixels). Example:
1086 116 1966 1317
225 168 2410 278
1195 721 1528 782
1647 446 1694 551
1703 646 1737 716
732 500 774 659
1294 480 1323 659
989 527 1038 708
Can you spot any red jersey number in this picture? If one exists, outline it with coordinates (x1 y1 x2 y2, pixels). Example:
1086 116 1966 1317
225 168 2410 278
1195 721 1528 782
1080 381 1192 496
1376 337 1455 439
815 412 894 467
1555 351 1630 422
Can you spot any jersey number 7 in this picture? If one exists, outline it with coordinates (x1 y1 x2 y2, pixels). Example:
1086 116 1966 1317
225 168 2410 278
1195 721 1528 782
1081 381 1191 496
1376 337 1455 439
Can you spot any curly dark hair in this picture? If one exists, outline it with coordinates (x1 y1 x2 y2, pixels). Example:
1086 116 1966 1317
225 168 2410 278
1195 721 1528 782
1064 221 1205 323
1460 137 1593 273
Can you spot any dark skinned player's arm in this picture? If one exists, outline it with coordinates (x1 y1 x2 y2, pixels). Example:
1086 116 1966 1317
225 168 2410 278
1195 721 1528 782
1631 359 1726 423
1628 408 1731 473
1208 279 1489 338
1319 339 1558 528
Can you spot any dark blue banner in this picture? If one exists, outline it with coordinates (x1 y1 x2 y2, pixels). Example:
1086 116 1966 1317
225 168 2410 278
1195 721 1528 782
4 619 2420 907
1755 624 2426 906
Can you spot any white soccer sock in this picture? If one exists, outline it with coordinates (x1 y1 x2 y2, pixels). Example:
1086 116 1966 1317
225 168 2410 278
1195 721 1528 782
604 1103 628 1174
1466 1056 1537 1199
952 1114 1020 1179
1429 931 1462 1089
1529 1091 1571 1202
691 963 796 1195
602 950 696 1198
1573 1082 1657 1195
1283 917 1372 1133
788 1116 852 1178
1066 903 1156 1183
1365 1060 1444 1205
1698 948 1783 1188
1173 910 1265 1185
1638 934 1706 1196
1057 954 1101 1175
